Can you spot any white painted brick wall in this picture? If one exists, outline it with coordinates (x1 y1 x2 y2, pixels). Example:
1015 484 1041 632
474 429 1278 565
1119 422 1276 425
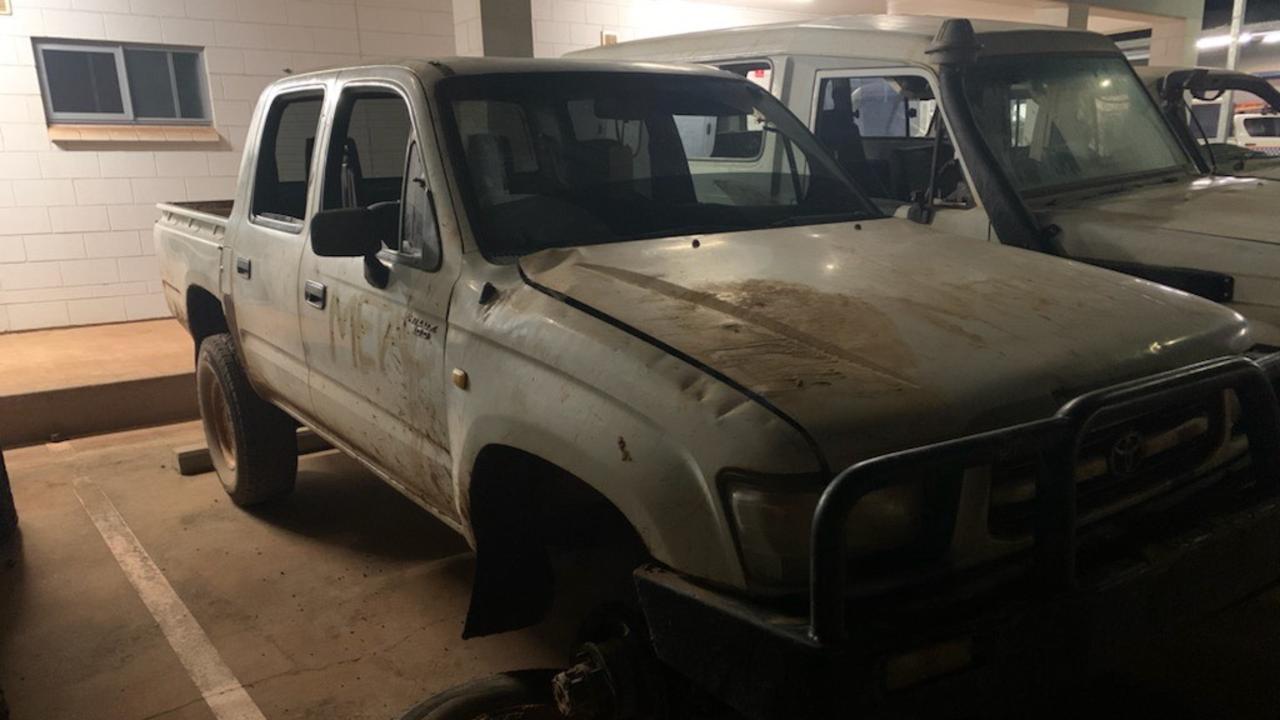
0 0 455 332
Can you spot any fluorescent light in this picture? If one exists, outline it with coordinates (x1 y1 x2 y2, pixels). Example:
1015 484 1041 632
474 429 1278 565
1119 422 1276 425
1197 32 1254 49
1265 32 1280 44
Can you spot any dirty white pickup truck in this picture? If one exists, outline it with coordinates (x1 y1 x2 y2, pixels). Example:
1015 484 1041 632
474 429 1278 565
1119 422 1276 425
157 58 1280 717
576 16 1280 344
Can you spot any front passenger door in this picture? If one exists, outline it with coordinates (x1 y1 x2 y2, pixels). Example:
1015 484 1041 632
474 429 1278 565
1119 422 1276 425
298 78 460 518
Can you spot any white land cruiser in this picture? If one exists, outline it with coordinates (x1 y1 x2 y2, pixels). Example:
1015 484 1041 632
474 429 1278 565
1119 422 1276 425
576 16 1280 344
156 58 1280 717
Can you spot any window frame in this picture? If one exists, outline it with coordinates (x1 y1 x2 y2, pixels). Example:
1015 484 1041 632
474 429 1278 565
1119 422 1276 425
809 66 981 209
33 38 212 126
323 79 442 273
248 87 327 234
396 139 443 272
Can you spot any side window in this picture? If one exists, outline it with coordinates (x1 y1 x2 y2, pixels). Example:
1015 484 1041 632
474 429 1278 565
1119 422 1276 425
1190 103 1223 139
401 142 441 269
673 61 772 160
1244 116 1280 138
1010 97 1040 148
252 92 324 227
323 92 412 212
814 74 964 206
816 76 936 140
322 89 414 253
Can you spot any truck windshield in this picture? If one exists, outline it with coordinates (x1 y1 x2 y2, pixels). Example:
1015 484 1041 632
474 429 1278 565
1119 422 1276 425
962 55 1194 197
438 72 879 259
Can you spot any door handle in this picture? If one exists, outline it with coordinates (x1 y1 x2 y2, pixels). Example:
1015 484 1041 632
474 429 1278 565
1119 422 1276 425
235 256 252 278
304 280 327 309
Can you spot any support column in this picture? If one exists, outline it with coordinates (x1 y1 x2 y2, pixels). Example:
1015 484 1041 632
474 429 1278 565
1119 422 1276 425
454 0 533 57
1149 16 1198 66
1066 2 1090 29
1218 0 1248 142
453 0 484 56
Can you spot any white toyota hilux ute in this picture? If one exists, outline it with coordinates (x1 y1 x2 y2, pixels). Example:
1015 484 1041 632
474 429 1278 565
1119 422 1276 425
574 16 1280 345
157 58 1280 717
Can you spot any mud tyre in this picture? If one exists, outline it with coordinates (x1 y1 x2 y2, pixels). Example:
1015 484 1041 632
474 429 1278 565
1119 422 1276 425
196 333 296 506
399 671 564 720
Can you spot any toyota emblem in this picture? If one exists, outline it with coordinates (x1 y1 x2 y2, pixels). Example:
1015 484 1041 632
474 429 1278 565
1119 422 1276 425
1108 430 1145 479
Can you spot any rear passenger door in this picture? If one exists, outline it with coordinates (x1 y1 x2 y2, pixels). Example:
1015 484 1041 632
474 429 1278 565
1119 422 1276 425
298 72 461 519
230 86 325 415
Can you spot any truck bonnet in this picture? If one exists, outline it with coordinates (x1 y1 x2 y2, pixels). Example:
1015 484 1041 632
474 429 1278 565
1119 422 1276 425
519 218 1251 471
1045 174 1280 247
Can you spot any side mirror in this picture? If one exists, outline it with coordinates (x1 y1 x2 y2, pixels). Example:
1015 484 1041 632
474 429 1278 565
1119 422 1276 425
310 207 385 257
310 204 399 289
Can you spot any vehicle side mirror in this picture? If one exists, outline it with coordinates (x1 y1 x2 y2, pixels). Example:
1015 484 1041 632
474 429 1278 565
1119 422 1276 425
310 207 385 257
310 205 398 289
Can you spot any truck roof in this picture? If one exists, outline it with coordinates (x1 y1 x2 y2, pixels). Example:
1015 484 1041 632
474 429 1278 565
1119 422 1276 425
570 14 1106 66
279 56 735 87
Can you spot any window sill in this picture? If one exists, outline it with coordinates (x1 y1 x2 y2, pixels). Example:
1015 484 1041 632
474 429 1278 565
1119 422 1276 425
48 124 220 144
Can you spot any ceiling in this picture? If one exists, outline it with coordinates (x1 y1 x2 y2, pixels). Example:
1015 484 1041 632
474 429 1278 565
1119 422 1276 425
689 0 1171 35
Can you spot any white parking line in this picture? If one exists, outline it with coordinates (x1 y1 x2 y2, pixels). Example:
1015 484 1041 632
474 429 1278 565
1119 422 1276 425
73 477 268 720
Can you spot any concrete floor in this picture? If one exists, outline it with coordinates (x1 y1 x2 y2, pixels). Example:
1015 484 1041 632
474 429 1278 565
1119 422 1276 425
0 422 576 720
5 421 1280 719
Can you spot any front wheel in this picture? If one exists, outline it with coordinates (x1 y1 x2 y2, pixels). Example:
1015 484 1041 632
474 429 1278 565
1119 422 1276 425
196 333 296 506
399 671 564 720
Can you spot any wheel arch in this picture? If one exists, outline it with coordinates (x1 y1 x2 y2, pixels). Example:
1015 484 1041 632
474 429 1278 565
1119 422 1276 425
460 442 651 638
186 284 229 358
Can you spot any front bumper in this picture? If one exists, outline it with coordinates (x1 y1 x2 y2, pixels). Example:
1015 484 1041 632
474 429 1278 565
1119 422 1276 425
635 355 1280 719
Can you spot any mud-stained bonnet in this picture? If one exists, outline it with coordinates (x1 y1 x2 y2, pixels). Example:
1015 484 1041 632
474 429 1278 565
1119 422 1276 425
521 220 1251 466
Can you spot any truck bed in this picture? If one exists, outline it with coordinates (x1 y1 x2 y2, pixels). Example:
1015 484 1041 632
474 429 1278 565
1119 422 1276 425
164 199 234 219
155 199 233 331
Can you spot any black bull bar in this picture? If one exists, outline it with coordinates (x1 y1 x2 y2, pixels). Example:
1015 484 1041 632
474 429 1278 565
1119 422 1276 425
811 354 1280 645
635 354 1280 717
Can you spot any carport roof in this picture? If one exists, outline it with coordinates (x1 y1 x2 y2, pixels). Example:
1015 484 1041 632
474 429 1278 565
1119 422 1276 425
569 13 1094 66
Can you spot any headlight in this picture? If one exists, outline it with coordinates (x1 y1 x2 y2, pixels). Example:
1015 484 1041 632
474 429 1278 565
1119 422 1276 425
721 470 930 590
